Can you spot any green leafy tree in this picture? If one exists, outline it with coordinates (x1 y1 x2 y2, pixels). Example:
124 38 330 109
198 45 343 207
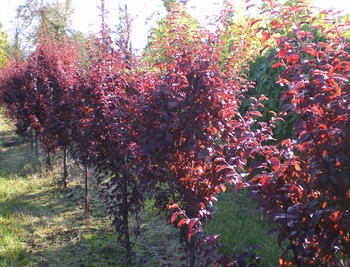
162 0 189 12
114 4 133 66
15 0 74 50
242 0 350 142
143 3 200 71
214 1 266 73
0 23 9 68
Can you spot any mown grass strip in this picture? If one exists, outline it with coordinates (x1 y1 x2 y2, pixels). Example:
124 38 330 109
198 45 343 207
0 176 31 267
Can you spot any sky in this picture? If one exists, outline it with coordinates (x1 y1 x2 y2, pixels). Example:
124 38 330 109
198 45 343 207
0 0 349 51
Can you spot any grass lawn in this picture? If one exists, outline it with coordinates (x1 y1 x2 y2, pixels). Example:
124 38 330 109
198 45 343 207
207 189 281 266
0 110 281 266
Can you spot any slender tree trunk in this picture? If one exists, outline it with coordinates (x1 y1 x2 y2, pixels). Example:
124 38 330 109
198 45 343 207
189 234 197 267
165 161 176 201
46 149 51 168
123 176 132 265
123 209 132 265
30 127 33 149
84 164 90 212
181 226 197 267
101 0 105 25
34 131 38 157
62 146 68 187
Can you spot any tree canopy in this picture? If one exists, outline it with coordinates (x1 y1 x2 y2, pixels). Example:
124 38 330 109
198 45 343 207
143 3 200 68
0 23 9 67
162 0 189 12
15 0 74 50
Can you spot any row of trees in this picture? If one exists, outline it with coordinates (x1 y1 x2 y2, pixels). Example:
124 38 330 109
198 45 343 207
1 0 350 266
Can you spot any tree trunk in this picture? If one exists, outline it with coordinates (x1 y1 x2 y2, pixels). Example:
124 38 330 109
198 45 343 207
189 234 197 267
46 150 51 167
84 164 90 212
30 127 33 149
62 146 68 187
34 131 38 157
181 225 197 267
123 176 132 265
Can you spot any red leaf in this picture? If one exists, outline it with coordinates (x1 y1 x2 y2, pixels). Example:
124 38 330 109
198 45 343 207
272 62 284 68
259 44 270 55
286 54 300 64
310 106 322 115
318 42 330 50
249 110 263 117
300 142 312 156
187 229 195 241
208 234 220 245
188 218 199 230
251 19 262 27
329 78 342 96
246 4 257 10
168 203 179 210
177 218 188 227
301 47 318 57
248 161 265 173
234 182 246 191
261 175 270 186
216 165 230 173
268 157 280 172
271 20 279 27
277 79 291 86
171 212 180 223
261 32 271 43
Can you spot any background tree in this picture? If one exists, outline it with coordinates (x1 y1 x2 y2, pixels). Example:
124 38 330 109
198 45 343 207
114 4 132 51
113 4 133 70
143 3 200 70
15 0 74 50
239 0 346 142
0 23 9 68
6 19 26 60
162 0 189 12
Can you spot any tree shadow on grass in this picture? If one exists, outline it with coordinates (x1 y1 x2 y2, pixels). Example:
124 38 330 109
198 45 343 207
0 181 120 265
0 182 182 267
0 123 181 266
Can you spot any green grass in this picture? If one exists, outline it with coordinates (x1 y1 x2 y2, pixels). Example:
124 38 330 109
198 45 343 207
0 204 30 267
0 113 32 267
0 112 179 267
0 110 281 266
205 189 281 266
0 175 33 267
